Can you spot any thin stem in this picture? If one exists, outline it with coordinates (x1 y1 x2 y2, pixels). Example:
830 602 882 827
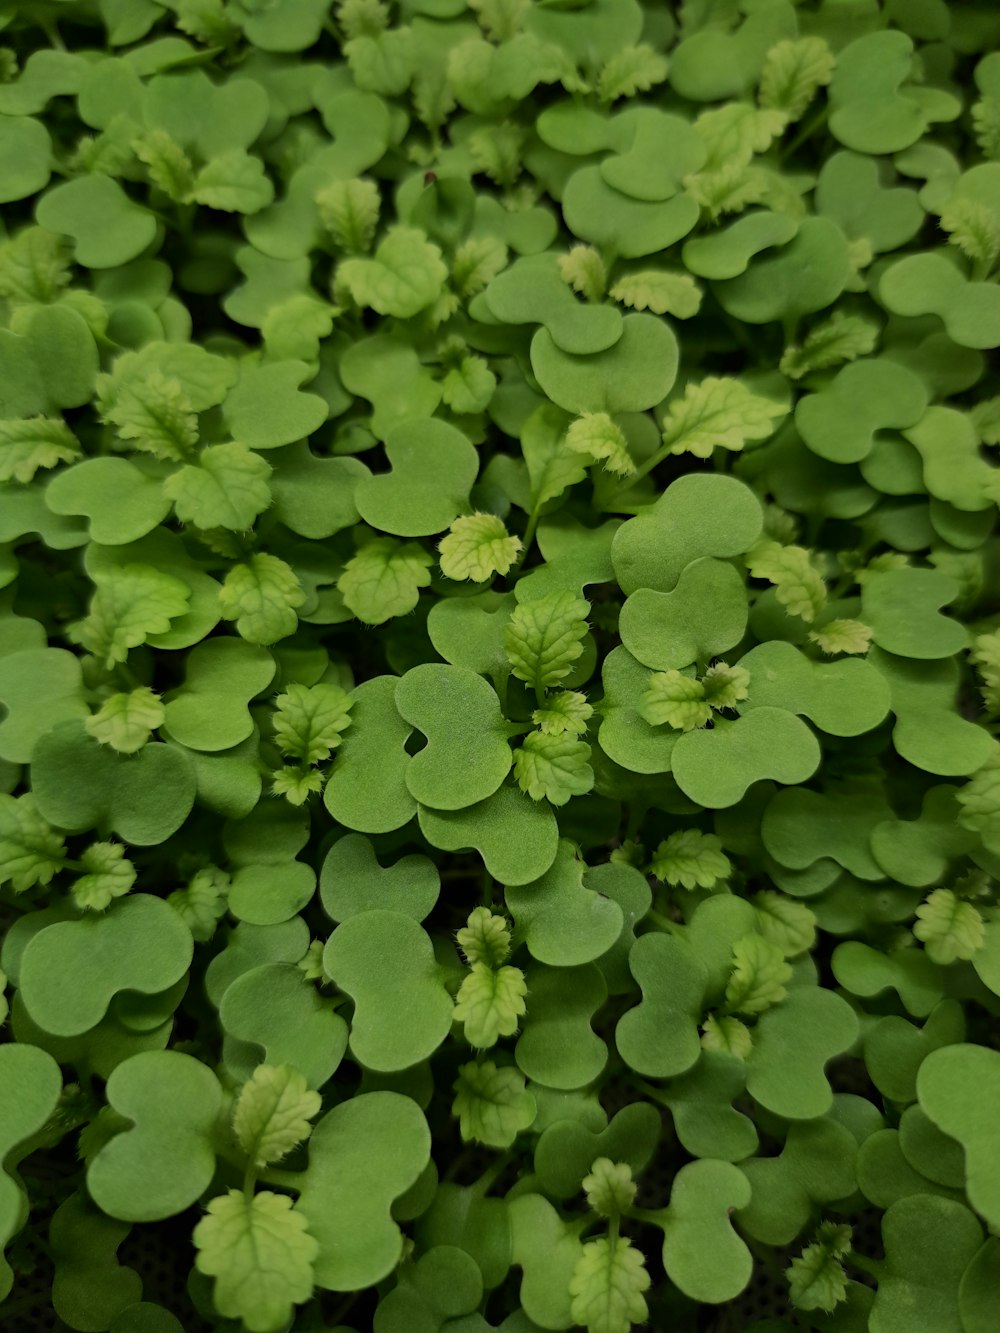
511 509 540 574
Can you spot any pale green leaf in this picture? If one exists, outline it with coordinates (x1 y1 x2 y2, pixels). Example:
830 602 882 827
453 235 508 298
746 539 827 622
597 44 669 103
133 129 194 201
808 618 873 656
441 356 497 415
521 404 589 511
661 377 786 459
233 1065 322 1169
972 95 1000 160
532 690 593 736
701 662 751 711
0 793 65 893
972 631 1000 714
565 412 635 477
439 512 521 581
701 1014 753 1060
338 226 447 318
684 162 772 220
271 765 325 805
316 177 380 253
779 311 880 380
759 37 835 122
639 671 710 732
609 270 702 319
168 866 230 943
504 591 590 691
454 962 527 1047
513 729 594 805
913 888 985 965
453 1059 536 1147
98 368 199 462
0 417 80 484
725 934 792 1016
71 564 191 667
85 686 165 754
957 752 1000 843
272 682 353 765
582 1159 637 1218
337 536 433 624
558 245 606 302
939 197 1000 272
650 829 731 890
219 554 305 645
753 891 816 958
191 151 273 214
569 1235 651 1333
0 226 71 305
787 1222 852 1313
337 0 389 41
193 1189 317 1333
457 907 511 968
165 442 272 531
71 841 136 912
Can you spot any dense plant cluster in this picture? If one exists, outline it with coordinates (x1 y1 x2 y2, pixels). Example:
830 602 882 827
3 0 1000 1330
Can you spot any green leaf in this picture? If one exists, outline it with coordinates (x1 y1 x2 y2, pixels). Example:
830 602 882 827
0 226 70 305
164 442 272 531
650 829 731 890
758 37 835 122
701 1014 753 1060
454 962 528 1047
513 729 594 805
456 907 511 968
337 536 433 624
70 564 191 668
661 377 786 459
532 690 593 736
71 841 136 912
504 591 590 692
167 866 229 943
193 1189 317 1333
786 1221 852 1313
453 1059 536 1148
583 1159 637 1218
913 888 985 965
609 270 702 319
725 934 792 1016
0 793 65 892
218 554 305 645
701 662 751 709
441 355 497 414
808 618 873 655
521 403 589 511
640 671 711 731
972 631 1000 713
452 235 508 299
779 311 880 380
339 226 448 318
0 416 79 484
316 177 380 253
597 44 669 103
939 197 1000 273
272 683 353 765
85 687 165 754
439 513 521 582
191 151 274 214
134 130 195 201
753 891 816 958
233 1065 322 1169
98 368 199 462
565 412 635 477
972 95 1000 160
745 539 827 622
558 246 606 302
569 1235 651 1333
271 765 324 805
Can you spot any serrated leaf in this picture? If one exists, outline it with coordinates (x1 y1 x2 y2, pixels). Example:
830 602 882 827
191 151 274 215
701 1014 753 1060
316 177 380 253
0 416 79 484
193 1189 317 1333
165 442 272 531
457 907 511 968
569 1235 651 1333
337 536 433 624
753 891 816 958
639 671 711 731
233 1065 322 1169
609 271 702 319
650 829 731 890
454 962 528 1047
522 404 589 511
597 44 669 103
272 682 353 765
808 619 873 656
219 554 304 645
701 662 750 710
134 129 195 201
684 162 772 220
971 396 1000 446
565 412 635 477
0 793 65 892
453 235 508 298
779 312 880 380
972 95 1000 160
70 564 191 667
972 631 1000 714
939 197 1000 273
271 765 325 805
71 841 136 912
759 37 835 122
532 690 593 736
558 245 606 302
439 512 521 581
661 377 786 459
168 866 229 943
441 356 497 414
85 686 164 754
913 888 985 965
513 729 594 805
0 225 70 304
338 226 447 318
98 368 199 462
725 934 792 1016
786 1222 852 1313
746 539 827 623
583 1159 637 1218
453 1059 536 1148
505 591 589 692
